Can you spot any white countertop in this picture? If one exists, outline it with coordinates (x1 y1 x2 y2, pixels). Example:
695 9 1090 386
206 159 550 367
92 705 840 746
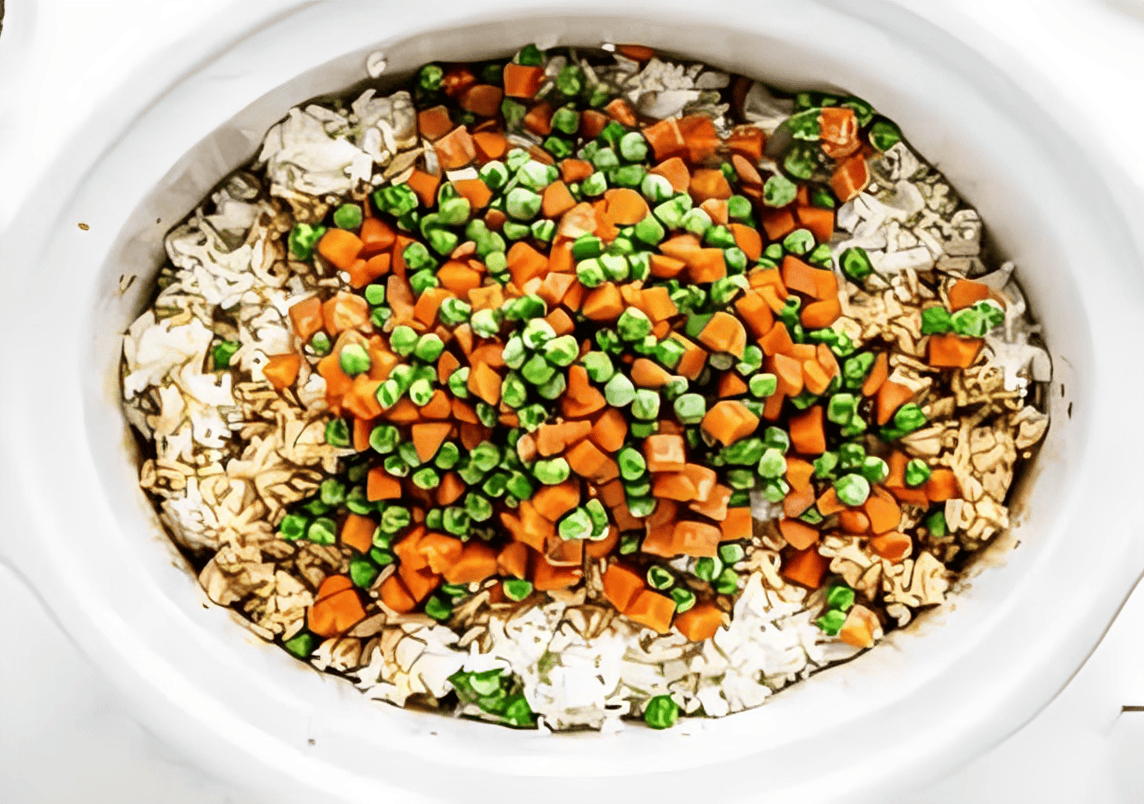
3 1 1144 801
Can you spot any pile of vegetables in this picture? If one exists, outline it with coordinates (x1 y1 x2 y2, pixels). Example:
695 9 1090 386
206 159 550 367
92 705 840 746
255 44 1004 682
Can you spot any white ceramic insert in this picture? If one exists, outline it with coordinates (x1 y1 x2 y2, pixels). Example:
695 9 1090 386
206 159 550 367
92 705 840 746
2 1 1143 802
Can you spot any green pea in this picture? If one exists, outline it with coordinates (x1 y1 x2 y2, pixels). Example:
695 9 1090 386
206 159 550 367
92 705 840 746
905 459 932 487
839 247 874 282
670 587 696 614
758 448 787 479
581 351 614 383
307 516 337 545
534 457 570 485
631 389 661 420
324 418 351 448
283 631 318 659
816 609 847 636
605 373 636 407
719 543 745 565
287 223 327 260
389 325 418 356
834 473 871 506
559 507 593 540
278 513 308 541
826 584 856 612
617 307 652 341
413 333 444 363
646 565 674 591
618 447 647 481
763 174 797 207
503 579 533 601
643 695 679 730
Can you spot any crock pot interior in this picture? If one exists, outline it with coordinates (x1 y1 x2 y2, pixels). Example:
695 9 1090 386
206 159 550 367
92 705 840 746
61 4 1120 802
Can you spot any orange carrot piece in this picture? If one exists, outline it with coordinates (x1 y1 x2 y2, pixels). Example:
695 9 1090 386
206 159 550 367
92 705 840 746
472 131 507 162
782 484 816 518
697 311 748 358
831 154 869 203
796 206 835 244
780 255 821 297
785 457 816 493
630 358 672 388
625 589 676 634
799 298 841 329
398 564 441 603
674 601 724 641
417 105 454 140
874 380 913 426
734 291 775 339
317 228 364 270
560 158 594 183
927 333 984 369
467 362 502 405
507 241 549 287
729 223 763 261
532 481 581 521
451 178 493 210
780 547 829 589
322 292 371 335
730 154 762 186
497 541 530 579
677 115 720 164
604 187 649 225
839 605 880 648
262 353 301 390
366 467 403 501
542 180 577 219
581 282 624 321
869 531 912 563
616 43 656 61
948 279 992 311
459 84 503 117
924 469 961 502
761 209 797 242
434 126 478 170
789 406 827 454
721 507 752 541
405 168 441 208
604 97 637 126
532 556 583 591
778 518 819 551
717 371 749 398
523 101 554 136
340 513 376 553
644 120 688 162
602 563 646 613
643 433 687 473
588 407 628 453
288 296 324 341
864 490 902 534
701 400 760 446
359 217 396 257
759 321 795 357
416 532 464 574
861 353 889 396
436 472 465 506
408 422 450 463
689 168 733 202
379 575 417 614
443 542 499 583
579 109 610 141
726 125 766 162
503 63 545 98
308 584 366 636
673 520 721 558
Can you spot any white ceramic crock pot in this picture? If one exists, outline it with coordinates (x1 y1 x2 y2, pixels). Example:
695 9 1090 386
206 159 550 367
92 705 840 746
2 1 1143 802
